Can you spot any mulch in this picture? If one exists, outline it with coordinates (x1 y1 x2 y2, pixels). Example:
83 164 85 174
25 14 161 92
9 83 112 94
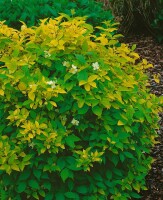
121 35 163 200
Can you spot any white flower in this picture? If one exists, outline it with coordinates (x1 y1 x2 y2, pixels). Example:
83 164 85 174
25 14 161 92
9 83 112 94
47 80 56 89
71 64 78 74
92 62 99 70
71 118 79 126
44 50 51 58
63 61 69 67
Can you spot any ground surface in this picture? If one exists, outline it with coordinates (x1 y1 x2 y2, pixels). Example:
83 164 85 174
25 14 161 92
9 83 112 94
122 35 163 200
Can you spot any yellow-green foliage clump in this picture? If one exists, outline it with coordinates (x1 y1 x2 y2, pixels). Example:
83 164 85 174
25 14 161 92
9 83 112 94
0 14 161 200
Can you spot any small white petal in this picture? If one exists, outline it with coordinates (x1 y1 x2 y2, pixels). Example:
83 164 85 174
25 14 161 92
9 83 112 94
51 84 56 89
92 62 99 70
44 51 51 58
72 64 77 69
47 81 53 85
71 118 79 126
63 61 69 66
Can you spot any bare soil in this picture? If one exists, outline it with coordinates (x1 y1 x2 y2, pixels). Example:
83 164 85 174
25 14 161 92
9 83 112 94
122 35 163 200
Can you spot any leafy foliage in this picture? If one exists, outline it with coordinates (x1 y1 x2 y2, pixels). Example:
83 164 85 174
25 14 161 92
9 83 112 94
151 0 163 42
0 14 162 199
0 0 114 29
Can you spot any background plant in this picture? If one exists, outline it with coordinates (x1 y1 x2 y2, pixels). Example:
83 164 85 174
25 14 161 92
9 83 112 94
0 0 114 30
0 14 162 199
151 0 163 42
107 0 163 42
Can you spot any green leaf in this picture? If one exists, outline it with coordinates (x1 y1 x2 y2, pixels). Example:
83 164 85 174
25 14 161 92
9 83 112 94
17 182 26 193
32 192 39 200
68 179 74 191
22 65 30 76
78 104 89 114
131 192 141 199
124 152 134 159
39 190 45 197
33 169 41 179
131 44 136 51
18 170 31 181
111 155 119 166
76 185 88 194
120 153 125 162
43 181 51 190
28 179 39 189
55 192 65 200
57 157 66 170
77 69 88 81
92 105 102 116
23 100 32 106
114 168 122 176
106 170 112 180
65 135 80 148
45 193 53 200
0 74 7 79
101 98 111 109
30 110 37 119
75 54 86 64
23 155 32 162
64 73 73 82
64 192 79 199
61 168 70 182
94 172 103 181
8 154 17 164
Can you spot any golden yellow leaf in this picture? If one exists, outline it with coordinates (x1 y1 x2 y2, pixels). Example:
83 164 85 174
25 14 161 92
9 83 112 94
11 165 20 172
117 120 124 126
58 88 66 94
104 75 111 81
18 82 26 91
131 52 140 59
29 133 34 138
50 39 58 47
147 101 152 108
50 101 57 107
89 81 97 88
58 40 65 50
19 152 26 157
79 80 87 86
139 99 146 104
35 121 39 128
100 37 108 45
88 75 98 82
84 83 90 91
78 99 85 108
28 92 35 101
0 89 4 96
153 74 160 84
142 59 147 65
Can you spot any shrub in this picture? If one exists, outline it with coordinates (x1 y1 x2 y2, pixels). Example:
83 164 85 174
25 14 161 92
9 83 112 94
0 0 114 29
0 14 161 200
108 0 163 41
